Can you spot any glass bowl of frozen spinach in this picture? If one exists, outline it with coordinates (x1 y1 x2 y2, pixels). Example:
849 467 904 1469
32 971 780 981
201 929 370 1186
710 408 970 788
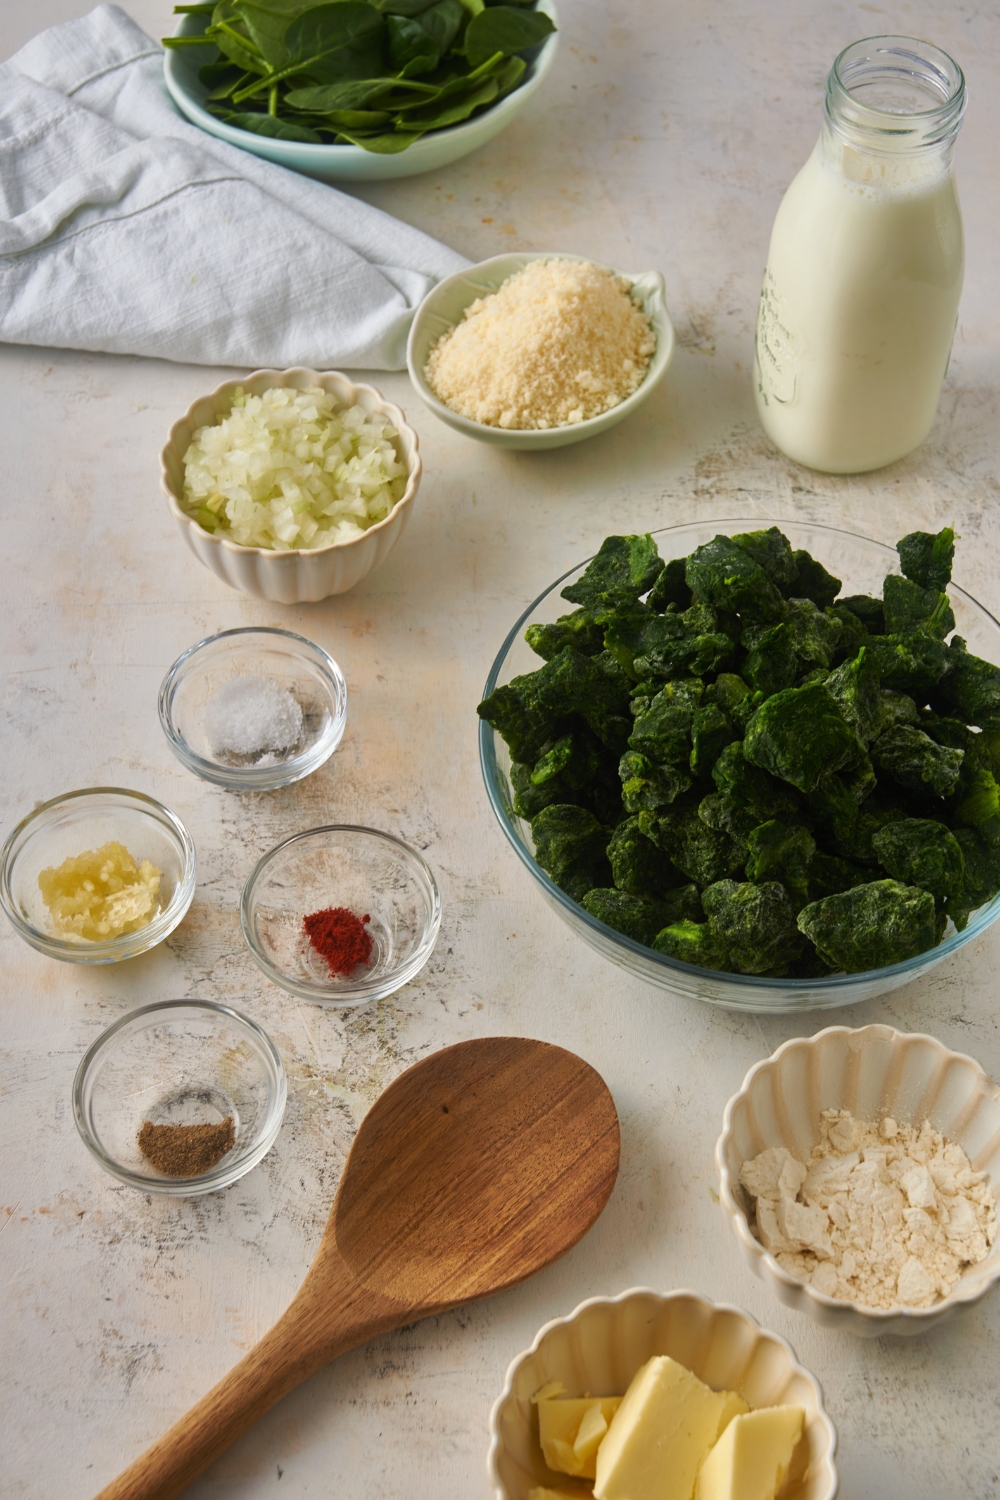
162 0 558 182
478 520 1000 1012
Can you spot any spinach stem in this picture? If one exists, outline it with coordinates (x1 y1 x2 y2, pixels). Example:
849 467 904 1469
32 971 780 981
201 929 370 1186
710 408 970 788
269 84 279 115
215 20 264 56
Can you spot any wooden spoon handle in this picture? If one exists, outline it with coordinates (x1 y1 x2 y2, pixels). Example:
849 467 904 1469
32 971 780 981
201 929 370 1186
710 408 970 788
93 1261 402 1500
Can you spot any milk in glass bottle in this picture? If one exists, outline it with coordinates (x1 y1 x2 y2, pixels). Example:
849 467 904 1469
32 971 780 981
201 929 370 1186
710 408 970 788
754 37 966 474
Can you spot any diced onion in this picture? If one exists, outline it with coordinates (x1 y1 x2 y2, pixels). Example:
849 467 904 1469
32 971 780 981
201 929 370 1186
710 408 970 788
181 386 407 550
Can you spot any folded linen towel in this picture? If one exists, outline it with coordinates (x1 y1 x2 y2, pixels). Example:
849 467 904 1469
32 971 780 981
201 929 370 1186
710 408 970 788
0 5 469 369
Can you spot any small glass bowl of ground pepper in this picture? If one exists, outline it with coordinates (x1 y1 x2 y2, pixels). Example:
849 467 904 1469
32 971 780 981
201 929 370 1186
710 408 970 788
73 999 286 1195
241 825 441 1007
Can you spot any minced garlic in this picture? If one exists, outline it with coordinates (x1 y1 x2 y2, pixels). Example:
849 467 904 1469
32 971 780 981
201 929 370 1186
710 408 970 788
38 841 162 941
424 258 655 430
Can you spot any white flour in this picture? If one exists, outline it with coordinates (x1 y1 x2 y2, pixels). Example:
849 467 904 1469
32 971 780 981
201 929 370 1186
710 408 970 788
740 1109 997 1309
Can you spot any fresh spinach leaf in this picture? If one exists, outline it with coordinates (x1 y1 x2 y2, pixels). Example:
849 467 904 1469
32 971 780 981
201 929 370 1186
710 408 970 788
386 11 439 70
220 109 323 138
285 76 436 107
400 72 500 125
415 0 466 55
463 2 554 66
212 20 269 73
235 0 317 64
371 0 440 13
261 2 384 87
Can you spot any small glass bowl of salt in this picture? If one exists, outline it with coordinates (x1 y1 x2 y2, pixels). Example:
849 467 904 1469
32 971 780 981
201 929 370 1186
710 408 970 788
159 627 346 790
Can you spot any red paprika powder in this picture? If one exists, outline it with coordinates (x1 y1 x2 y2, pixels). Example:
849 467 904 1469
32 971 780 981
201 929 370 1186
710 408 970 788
303 906 374 977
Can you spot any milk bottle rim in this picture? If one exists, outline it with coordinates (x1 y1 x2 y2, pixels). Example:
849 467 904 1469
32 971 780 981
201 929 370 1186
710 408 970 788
826 35 966 155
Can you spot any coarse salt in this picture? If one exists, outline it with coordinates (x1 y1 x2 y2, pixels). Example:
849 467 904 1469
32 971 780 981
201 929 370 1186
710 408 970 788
423 258 655 430
206 675 304 763
740 1109 997 1309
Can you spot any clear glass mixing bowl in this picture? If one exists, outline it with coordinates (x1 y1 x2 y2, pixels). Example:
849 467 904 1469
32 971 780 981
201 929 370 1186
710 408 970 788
479 519 1000 1012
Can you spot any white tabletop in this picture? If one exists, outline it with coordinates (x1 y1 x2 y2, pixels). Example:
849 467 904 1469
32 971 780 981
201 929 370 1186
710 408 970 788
3 3 999 1498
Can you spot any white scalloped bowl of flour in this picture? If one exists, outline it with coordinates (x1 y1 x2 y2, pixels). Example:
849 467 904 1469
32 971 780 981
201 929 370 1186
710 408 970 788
717 1025 1000 1337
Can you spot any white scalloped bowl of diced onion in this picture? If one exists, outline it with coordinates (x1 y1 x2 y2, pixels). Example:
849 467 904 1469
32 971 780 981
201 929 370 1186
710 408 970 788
159 368 421 603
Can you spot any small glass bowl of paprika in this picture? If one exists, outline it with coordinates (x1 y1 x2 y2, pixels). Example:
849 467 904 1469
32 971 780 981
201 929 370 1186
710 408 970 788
240 825 441 1008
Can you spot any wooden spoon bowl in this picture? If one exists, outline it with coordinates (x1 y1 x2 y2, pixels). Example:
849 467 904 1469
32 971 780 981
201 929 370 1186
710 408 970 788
95 1036 620 1499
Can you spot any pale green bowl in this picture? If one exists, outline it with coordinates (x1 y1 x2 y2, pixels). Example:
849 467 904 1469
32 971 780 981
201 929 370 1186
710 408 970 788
406 252 675 450
163 1 558 183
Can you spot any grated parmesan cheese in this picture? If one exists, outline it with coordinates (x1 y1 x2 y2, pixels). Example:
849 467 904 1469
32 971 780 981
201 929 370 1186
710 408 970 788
423 258 656 430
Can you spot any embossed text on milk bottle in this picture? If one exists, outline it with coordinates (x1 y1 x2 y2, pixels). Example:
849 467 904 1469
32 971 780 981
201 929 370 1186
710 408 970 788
754 37 966 474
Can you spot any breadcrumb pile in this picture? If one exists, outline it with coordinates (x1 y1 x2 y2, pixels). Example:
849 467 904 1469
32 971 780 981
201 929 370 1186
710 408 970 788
424 258 656 430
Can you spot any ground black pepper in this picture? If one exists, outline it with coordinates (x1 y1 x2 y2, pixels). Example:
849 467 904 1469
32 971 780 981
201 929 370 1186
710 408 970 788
137 1117 236 1176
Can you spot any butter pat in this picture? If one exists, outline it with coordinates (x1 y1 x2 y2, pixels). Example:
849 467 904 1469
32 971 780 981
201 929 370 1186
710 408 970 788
716 1390 751 1434
537 1393 623 1477
529 1489 591 1500
695 1406 804 1500
594 1356 744 1500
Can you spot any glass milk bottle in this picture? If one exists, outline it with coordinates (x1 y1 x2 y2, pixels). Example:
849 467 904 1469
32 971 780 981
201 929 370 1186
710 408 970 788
754 36 966 474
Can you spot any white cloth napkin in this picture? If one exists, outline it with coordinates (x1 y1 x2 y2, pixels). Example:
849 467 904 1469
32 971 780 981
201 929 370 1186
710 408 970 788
0 5 469 369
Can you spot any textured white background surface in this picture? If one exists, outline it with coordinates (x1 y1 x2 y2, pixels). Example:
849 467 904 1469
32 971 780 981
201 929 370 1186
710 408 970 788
2 2 1000 1498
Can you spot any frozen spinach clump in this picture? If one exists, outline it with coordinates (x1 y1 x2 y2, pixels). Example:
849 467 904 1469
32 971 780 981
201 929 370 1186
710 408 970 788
744 820 815 906
653 918 733 971
797 881 937 972
872 819 965 900
701 879 804 974
897 526 955 592
743 681 863 793
477 524 1000 975
685 535 786 622
871 724 964 797
607 815 680 894
529 804 611 900
937 637 1000 729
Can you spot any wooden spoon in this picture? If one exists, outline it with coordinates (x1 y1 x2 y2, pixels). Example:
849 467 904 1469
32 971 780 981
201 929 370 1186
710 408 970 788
95 1036 620 1500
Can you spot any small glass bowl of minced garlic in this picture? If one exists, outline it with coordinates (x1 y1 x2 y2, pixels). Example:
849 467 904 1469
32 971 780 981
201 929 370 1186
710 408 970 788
0 788 196 963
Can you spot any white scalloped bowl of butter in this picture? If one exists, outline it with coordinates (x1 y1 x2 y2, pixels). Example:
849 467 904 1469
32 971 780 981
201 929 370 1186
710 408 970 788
487 1287 838 1500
